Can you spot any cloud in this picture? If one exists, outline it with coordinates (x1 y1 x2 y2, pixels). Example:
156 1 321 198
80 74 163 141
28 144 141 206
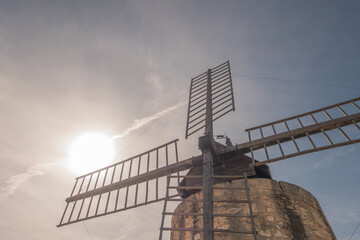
145 50 164 91
146 71 163 91
310 159 332 170
0 161 62 202
336 145 357 157
0 101 186 202
112 101 186 140
310 145 358 170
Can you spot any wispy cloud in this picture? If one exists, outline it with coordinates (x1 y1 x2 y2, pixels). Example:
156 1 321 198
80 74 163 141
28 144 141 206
112 101 186 140
0 102 186 202
145 51 164 91
336 145 357 157
310 145 358 170
310 159 333 170
0 161 62 202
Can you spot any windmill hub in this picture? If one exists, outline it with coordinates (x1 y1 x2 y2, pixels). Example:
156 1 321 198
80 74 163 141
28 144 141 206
198 135 218 154
178 152 271 199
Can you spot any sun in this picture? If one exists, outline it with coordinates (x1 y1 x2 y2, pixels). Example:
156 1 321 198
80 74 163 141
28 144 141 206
67 132 115 175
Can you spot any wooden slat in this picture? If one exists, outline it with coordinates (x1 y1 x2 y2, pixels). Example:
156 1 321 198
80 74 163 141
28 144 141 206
161 227 202 232
213 229 254 234
213 213 251 218
164 212 203 216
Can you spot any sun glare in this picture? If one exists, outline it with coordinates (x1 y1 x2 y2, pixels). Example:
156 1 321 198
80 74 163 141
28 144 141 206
67 132 115 175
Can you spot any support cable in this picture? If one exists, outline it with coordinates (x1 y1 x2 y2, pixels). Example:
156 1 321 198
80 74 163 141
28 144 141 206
233 73 360 90
83 222 94 240
349 220 360 240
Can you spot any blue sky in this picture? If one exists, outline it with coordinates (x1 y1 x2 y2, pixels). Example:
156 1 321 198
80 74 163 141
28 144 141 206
0 1 359 239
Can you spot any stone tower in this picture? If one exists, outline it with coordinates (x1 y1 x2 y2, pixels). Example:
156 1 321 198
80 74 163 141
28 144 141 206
171 161 336 240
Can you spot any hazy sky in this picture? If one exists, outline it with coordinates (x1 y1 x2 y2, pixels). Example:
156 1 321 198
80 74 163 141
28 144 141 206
0 1 360 239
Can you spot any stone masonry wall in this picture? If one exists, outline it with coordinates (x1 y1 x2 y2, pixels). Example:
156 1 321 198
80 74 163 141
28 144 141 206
171 178 336 240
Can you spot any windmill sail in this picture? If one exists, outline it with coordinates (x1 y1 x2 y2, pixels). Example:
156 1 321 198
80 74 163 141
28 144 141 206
57 139 197 227
58 56 360 240
220 97 360 166
185 61 235 138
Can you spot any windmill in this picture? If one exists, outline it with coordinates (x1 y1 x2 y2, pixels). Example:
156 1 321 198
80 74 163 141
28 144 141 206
58 61 360 239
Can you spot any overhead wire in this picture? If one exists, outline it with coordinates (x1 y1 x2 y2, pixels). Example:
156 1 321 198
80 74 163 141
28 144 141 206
349 220 360 240
233 73 360 90
83 222 94 240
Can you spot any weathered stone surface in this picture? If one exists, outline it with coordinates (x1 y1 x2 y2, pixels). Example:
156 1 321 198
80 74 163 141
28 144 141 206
171 179 336 240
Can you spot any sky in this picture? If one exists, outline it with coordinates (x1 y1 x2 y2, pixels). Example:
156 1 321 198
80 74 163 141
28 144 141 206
0 0 360 239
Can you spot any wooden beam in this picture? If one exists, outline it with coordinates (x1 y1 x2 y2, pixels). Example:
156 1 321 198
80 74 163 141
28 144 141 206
65 113 360 203
66 156 203 203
